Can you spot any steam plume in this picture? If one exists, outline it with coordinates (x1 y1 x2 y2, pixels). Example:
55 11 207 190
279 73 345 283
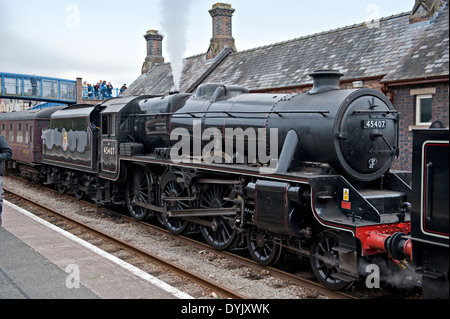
159 0 193 91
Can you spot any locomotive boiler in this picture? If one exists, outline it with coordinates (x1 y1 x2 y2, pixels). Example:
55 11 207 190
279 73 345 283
135 70 399 182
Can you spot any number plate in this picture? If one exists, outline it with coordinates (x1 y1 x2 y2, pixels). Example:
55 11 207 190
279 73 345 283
363 120 386 129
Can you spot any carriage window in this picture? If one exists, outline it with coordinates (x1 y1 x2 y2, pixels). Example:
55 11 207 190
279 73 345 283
25 124 30 143
17 123 23 143
8 123 14 142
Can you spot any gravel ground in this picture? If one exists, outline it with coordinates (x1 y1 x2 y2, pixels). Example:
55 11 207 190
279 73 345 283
4 175 329 299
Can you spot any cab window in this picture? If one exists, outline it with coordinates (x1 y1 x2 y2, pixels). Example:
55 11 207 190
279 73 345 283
102 114 116 136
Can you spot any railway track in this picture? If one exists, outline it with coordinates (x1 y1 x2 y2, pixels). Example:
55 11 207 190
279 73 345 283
4 175 359 299
4 186 247 299
129 213 357 299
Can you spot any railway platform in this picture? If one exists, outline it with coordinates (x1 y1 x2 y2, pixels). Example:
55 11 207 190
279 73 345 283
0 200 194 299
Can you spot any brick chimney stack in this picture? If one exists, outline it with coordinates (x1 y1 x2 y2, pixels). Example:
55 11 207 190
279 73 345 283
141 30 165 74
206 3 237 60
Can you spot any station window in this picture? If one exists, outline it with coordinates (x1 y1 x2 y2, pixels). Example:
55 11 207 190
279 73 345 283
43 79 58 99
24 78 41 97
416 95 433 126
4 77 22 95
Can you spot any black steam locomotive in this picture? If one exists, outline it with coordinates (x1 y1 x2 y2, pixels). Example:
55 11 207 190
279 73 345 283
2 70 448 296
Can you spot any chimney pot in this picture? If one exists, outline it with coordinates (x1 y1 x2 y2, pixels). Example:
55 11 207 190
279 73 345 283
207 2 237 60
142 30 165 74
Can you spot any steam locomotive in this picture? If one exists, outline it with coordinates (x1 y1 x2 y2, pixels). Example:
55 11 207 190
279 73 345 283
2 70 448 296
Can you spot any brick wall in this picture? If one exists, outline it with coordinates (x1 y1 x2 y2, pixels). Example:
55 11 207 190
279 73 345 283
212 10 233 37
391 81 449 171
76 77 107 105
145 30 163 56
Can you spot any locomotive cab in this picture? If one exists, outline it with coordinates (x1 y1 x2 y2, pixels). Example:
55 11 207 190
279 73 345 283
97 95 147 180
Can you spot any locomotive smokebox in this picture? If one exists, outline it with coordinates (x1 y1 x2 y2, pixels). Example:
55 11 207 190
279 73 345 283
265 70 399 181
308 70 343 95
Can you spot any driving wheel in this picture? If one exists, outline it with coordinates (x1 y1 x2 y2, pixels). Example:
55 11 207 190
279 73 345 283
161 172 191 235
125 167 153 221
199 184 238 250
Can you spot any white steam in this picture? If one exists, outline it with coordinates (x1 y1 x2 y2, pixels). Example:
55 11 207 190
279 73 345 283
159 0 193 91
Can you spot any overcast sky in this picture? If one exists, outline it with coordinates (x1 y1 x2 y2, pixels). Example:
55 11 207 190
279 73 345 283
0 0 414 89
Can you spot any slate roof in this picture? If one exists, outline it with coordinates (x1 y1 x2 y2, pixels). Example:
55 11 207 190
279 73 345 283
124 5 449 96
124 62 174 96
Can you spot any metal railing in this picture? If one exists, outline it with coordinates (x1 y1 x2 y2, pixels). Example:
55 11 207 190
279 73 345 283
81 86 126 100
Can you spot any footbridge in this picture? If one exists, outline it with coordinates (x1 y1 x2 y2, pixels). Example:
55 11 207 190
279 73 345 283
0 72 77 104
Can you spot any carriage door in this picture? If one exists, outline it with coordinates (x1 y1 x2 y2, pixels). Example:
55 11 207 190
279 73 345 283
100 112 119 179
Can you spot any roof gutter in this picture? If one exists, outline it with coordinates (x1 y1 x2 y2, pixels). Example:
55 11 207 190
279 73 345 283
382 75 449 87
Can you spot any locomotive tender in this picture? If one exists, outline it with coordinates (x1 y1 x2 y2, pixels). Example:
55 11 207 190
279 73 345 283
2 70 447 294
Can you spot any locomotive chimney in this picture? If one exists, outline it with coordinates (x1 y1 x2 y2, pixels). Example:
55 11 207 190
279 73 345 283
308 70 343 95
141 30 165 74
206 3 237 60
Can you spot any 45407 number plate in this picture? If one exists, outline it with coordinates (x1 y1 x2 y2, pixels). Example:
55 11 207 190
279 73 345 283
363 120 387 129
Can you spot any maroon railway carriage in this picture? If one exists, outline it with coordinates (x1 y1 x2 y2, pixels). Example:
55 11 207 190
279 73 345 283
0 107 63 179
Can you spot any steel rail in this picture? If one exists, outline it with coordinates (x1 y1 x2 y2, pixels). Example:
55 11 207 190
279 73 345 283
144 222 358 300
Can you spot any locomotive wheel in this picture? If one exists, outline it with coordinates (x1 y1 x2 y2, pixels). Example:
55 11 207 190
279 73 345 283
161 173 190 235
54 169 68 194
310 230 351 291
55 176 69 194
73 188 85 200
199 184 238 250
73 175 87 200
125 168 152 221
56 183 68 194
246 226 282 266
